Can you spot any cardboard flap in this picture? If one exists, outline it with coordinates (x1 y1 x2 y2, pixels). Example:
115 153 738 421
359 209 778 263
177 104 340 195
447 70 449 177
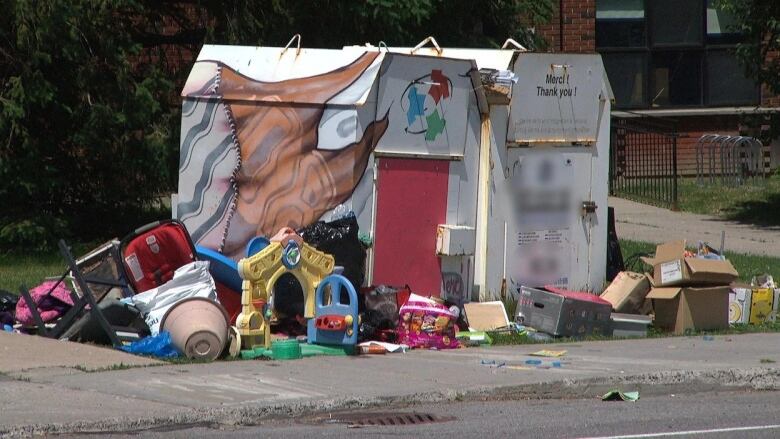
684 286 732 294
684 258 738 277
646 287 682 300
640 256 658 267
600 272 651 314
645 272 656 287
621 271 646 281
655 240 686 263
464 301 510 331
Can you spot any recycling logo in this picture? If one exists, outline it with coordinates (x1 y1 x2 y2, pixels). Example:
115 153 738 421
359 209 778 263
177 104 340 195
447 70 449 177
401 69 453 142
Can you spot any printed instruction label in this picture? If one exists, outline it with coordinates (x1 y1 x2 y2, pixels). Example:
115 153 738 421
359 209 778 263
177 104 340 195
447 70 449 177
125 253 144 282
660 260 683 284
512 228 571 288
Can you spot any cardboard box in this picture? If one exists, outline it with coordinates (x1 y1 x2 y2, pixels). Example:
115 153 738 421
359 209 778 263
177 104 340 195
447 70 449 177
517 286 612 337
600 271 651 313
610 313 652 338
641 240 738 287
729 287 751 325
647 286 730 335
749 288 774 324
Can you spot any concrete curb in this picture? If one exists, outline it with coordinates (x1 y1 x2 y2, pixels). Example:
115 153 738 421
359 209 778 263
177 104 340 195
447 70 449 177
3 366 778 438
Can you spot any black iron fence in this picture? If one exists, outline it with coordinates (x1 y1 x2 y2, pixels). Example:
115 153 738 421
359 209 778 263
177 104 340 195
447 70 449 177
609 116 679 210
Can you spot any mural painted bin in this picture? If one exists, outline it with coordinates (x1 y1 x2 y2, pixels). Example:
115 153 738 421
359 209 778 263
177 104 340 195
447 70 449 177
173 43 613 305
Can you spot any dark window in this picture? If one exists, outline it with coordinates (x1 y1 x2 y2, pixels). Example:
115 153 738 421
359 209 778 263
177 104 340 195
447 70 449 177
602 53 647 108
596 0 759 109
649 0 703 47
650 52 702 106
596 0 646 48
706 51 760 105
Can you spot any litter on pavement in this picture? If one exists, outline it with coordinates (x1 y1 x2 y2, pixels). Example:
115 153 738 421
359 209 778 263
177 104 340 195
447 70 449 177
602 390 640 402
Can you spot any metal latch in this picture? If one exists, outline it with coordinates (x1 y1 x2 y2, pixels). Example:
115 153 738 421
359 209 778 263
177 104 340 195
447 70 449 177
581 201 597 215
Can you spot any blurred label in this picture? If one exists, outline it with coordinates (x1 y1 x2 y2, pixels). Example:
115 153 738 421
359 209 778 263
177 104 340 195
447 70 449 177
507 151 575 291
660 260 683 284
511 229 570 289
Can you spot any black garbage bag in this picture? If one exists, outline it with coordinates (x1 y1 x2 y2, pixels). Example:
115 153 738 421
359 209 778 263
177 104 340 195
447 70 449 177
358 309 398 343
298 214 367 310
606 206 625 281
0 290 18 326
0 289 17 313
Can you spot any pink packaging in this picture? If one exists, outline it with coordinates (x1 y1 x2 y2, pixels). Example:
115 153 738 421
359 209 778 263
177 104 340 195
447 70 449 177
397 294 460 350
16 280 74 325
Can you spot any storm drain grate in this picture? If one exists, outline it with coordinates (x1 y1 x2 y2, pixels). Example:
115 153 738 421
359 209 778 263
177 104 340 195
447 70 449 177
322 412 455 427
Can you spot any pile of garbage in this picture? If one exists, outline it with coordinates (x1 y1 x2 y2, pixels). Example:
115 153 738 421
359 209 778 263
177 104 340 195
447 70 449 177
601 239 744 336
0 213 472 361
5 222 777 363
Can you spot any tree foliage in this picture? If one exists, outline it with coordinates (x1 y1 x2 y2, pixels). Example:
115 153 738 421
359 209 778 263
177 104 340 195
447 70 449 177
716 0 780 95
0 0 553 249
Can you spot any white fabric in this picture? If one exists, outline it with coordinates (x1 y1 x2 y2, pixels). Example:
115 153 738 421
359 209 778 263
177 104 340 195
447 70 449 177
130 261 218 336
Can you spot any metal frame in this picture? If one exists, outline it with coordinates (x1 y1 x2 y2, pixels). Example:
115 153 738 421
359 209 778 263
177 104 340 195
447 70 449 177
609 116 679 209
695 134 766 187
18 240 140 348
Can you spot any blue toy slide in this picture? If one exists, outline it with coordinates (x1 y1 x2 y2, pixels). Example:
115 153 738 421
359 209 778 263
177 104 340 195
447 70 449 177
195 246 242 292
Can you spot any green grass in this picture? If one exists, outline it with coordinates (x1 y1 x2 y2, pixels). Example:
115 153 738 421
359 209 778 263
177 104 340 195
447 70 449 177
0 242 101 293
614 175 780 226
676 175 780 226
0 250 66 293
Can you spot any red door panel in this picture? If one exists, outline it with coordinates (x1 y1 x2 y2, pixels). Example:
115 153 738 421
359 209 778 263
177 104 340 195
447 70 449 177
373 158 449 296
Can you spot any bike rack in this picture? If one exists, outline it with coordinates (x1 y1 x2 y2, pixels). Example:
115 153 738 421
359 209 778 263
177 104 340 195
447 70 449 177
695 134 765 187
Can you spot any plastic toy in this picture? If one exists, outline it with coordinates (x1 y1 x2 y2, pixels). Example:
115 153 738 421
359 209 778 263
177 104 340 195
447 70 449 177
239 338 352 360
307 274 359 347
236 233 335 351
246 236 270 257
195 245 243 324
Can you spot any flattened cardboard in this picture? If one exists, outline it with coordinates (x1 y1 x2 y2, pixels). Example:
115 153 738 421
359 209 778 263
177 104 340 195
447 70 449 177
648 286 730 335
600 271 651 314
464 301 510 331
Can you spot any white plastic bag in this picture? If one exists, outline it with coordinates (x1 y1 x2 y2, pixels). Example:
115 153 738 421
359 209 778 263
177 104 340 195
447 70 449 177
130 261 218 335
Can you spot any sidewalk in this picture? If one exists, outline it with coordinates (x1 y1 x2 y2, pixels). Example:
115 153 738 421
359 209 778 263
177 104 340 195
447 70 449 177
3 331 780 437
610 196 780 257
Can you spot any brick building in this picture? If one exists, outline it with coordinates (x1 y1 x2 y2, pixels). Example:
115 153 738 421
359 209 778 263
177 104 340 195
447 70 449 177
536 0 778 176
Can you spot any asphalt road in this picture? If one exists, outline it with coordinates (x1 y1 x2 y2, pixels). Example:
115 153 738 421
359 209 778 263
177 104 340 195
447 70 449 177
65 389 780 439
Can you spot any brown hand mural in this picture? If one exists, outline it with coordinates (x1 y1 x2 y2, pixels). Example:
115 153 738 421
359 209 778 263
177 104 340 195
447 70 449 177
215 52 388 258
